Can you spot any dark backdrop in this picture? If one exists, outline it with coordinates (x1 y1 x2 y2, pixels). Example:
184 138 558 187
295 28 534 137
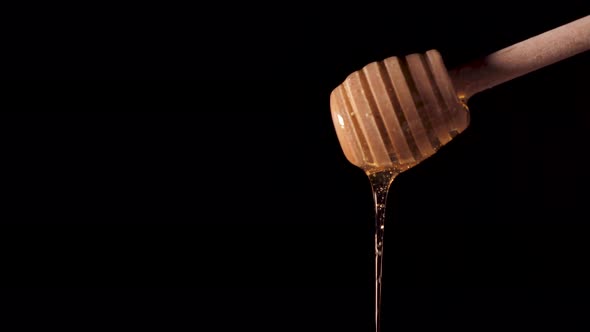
2 2 590 331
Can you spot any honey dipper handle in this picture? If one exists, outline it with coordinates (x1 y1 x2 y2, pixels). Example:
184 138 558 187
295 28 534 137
449 15 590 100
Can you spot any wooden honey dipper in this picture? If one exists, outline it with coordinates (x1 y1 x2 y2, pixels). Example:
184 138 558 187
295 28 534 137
331 15 590 174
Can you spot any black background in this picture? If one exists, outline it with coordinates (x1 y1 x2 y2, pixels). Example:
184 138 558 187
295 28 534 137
2 2 590 331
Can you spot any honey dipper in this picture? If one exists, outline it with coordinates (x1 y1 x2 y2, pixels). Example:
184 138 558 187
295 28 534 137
331 15 589 173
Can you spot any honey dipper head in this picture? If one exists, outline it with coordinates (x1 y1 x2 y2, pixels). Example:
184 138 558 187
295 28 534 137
330 50 470 174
